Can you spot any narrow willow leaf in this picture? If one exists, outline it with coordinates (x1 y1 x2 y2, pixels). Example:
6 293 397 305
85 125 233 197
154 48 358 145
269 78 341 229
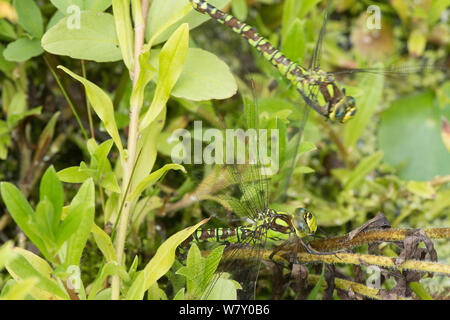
42 11 121 62
139 23 189 132
57 166 93 183
34 199 56 247
130 49 157 111
91 223 117 262
410 282 433 300
6 252 69 300
127 164 186 201
58 66 124 157
64 179 95 266
13 0 43 38
0 183 50 260
40 166 64 234
133 106 167 191
87 261 127 300
35 112 60 164
126 218 210 300
2 278 38 300
343 151 384 191
112 0 133 71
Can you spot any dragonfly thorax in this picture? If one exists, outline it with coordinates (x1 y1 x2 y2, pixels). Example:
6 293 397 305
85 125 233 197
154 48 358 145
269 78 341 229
266 208 317 239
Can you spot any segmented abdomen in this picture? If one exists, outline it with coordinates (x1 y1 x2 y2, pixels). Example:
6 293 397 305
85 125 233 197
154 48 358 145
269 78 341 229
190 0 306 85
191 227 256 244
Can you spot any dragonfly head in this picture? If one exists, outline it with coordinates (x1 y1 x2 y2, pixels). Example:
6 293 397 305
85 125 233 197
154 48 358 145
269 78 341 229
329 94 357 123
293 208 317 237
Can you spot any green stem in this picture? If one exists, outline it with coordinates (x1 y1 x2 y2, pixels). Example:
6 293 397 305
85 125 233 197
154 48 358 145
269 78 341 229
111 0 149 300
44 54 88 140
81 60 95 139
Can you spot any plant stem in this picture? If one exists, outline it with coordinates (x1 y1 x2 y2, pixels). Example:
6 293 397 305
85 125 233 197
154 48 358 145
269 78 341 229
111 0 149 300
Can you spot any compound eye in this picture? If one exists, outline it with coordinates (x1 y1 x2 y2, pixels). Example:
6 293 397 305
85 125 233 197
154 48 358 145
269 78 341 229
347 96 356 107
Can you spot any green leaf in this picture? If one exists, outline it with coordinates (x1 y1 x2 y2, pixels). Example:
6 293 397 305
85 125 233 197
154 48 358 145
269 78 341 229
307 265 325 299
126 218 210 300
140 23 189 131
0 45 15 77
130 49 157 112
1 278 38 300
112 0 133 71
405 181 435 199
87 261 127 300
3 38 43 62
344 72 384 148
91 224 117 262
57 166 93 183
146 0 230 46
0 241 16 270
0 20 17 41
14 0 44 38
42 11 122 62
40 166 64 234
282 18 305 64
150 48 238 101
410 282 433 300
6 250 69 300
231 0 247 21
85 0 112 11
64 179 95 266
0 182 50 260
178 244 225 298
58 66 124 157
343 151 384 191
378 91 450 181
34 199 56 247
50 0 83 13
127 164 186 201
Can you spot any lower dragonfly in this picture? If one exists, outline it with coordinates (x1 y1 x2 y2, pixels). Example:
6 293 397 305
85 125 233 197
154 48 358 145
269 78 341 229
175 96 335 300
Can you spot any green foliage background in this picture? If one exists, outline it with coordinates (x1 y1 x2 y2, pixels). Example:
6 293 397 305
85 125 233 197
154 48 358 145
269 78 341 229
0 0 448 300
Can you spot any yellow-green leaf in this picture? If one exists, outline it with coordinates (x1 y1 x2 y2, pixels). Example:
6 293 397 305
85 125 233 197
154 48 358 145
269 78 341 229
139 23 189 131
127 164 185 201
126 218 209 300
112 0 134 71
57 66 124 157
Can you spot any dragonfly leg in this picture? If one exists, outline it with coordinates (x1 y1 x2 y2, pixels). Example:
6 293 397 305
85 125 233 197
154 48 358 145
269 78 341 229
298 237 343 261
269 240 292 269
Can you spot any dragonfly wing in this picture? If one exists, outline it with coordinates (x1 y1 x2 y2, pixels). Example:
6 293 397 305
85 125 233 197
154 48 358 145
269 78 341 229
329 63 446 78
309 0 329 71
214 226 268 300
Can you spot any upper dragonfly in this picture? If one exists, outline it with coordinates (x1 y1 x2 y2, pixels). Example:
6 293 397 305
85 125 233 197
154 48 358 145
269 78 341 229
189 0 357 123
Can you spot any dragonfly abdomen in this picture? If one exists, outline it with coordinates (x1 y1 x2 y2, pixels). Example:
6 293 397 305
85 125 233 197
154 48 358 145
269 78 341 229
190 226 260 244
190 0 306 82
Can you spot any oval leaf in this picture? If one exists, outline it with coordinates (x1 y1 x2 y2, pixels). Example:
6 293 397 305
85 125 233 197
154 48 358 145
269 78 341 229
42 11 121 62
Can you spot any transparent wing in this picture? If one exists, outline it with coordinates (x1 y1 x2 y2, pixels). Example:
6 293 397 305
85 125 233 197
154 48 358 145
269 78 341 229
199 226 269 300
309 0 329 71
329 63 446 78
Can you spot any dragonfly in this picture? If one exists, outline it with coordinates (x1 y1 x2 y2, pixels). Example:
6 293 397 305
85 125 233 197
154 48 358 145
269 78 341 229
174 87 338 299
188 0 354 200
178 158 322 299
188 0 442 200
189 0 357 124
